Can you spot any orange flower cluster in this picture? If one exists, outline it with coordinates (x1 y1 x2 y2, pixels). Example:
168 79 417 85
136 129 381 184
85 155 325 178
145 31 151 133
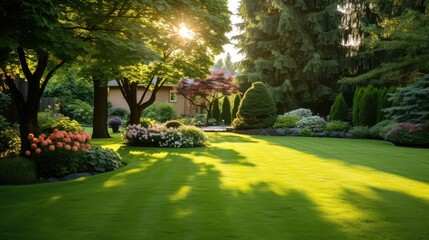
25 129 91 156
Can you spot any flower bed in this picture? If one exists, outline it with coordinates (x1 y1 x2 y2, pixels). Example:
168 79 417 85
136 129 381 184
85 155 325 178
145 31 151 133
123 123 207 148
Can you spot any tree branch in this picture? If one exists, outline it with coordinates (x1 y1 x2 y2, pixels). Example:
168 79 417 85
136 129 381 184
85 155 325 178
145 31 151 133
137 76 155 106
40 59 66 95
117 78 132 107
3 74 25 106
17 47 33 81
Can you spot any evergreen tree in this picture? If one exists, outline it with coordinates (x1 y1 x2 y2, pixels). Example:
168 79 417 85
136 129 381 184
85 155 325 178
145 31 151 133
360 86 378 127
329 93 349 121
352 88 364 125
220 96 232 124
231 94 241 120
233 82 277 129
376 88 388 122
237 0 344 114
339 1 429 88
211 98 221 121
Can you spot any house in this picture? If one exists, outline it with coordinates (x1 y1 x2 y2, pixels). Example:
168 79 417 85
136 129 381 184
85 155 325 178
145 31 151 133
108 80 198 117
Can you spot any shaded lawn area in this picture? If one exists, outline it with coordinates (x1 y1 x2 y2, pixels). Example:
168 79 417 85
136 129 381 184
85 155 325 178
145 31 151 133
1 132 429 239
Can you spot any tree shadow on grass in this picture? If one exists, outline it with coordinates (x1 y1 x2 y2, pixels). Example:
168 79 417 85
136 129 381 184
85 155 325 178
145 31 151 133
89 155 349 240
253 136 429 184
192 146 256 167
339 187 429 239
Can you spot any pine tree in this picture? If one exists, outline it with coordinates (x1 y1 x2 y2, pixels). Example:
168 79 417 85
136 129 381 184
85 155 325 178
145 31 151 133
237 0 344 115
211 98 221 121
220 96 232 124
231 94 241 120
329 93 349 121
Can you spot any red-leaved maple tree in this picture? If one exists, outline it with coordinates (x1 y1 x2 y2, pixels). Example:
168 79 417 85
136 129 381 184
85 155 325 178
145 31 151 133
175 72 237 125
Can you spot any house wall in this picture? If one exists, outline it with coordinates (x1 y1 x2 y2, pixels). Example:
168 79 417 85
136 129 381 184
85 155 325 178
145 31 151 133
108 86 197 116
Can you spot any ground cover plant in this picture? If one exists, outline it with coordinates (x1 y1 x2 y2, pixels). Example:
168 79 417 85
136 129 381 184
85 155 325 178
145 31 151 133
1 133 428 239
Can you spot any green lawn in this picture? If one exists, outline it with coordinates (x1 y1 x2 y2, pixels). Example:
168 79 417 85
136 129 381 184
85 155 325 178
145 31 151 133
1 132 429 239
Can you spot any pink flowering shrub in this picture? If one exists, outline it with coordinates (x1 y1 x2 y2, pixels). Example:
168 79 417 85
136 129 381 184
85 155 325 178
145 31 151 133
25 129 91 177
384 123 429 147
123 123 207 148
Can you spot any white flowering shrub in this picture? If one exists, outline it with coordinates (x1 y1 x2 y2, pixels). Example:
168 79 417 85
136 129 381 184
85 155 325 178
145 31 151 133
122 123 207 148
284 108 313 119
296 116 327 132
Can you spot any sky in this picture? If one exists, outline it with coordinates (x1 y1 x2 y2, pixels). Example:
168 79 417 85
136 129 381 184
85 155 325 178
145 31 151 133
215 0 244 63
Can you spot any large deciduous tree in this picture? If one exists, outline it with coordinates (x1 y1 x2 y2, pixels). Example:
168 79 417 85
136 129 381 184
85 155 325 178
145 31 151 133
115 0 231 125
0 0 90 154
176 72 237 125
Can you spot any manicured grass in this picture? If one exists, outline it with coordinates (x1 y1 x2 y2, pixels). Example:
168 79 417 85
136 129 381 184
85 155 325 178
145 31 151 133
1 133 429 239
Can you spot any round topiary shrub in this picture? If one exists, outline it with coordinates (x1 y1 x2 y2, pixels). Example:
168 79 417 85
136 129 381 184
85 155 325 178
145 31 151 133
234 82 277 129
39 117 82 134
284 108 312 119
107 117 123 133
296 116 327 132
273 115 301 128
326 120 351 132
165 120 184 129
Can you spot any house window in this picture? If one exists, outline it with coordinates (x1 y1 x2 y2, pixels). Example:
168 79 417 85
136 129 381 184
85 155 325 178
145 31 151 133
169 90 177 102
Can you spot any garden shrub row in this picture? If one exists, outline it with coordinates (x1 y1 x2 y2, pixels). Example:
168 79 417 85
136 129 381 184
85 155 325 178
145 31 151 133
123 123 207 148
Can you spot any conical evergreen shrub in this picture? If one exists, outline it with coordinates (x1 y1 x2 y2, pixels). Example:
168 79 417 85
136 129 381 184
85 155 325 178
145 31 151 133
220 96 232 124
329 93 349 121
233 82 277 129
231 94 241 120
352 88 364 126
376 88 388 122
211 98 221 121
360 85 378 127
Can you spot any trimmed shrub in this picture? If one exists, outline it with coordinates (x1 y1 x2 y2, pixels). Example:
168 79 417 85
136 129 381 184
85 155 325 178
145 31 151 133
360 85 378 127
350 126 370 138
299 128 313 137
0 156 37 184
369 120 397 139
384 123 429 147
326 120 351 132
329 93 349 121
274 115 300 128
142 103 177 123
376 88 388 122
109 107 129 119
296 116 327 132
285 108 312 119
165 120 184 129
25 130 91 178
212 98 221 121
384 75 429 123
0 116 20 158
234 82 277 129
80 147 123 172
231 94 241 120
107 117 122 133
160 125 208 148
220 96 232 124
352 87 364 126
39 117 82 134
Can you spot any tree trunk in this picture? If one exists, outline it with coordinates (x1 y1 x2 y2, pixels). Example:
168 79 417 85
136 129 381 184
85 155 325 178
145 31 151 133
92 78 111 138
129 105 142 125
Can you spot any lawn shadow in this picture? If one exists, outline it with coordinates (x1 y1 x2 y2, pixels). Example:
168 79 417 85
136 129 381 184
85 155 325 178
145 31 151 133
339 187 429 239
192 146 256 167
86 152 350 239
252 136 429 184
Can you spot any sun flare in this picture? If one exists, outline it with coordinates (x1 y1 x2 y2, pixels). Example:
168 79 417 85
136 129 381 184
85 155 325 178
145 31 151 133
178 23 195 40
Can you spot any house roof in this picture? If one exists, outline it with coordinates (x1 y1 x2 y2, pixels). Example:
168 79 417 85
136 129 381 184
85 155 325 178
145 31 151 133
108 80 176 87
